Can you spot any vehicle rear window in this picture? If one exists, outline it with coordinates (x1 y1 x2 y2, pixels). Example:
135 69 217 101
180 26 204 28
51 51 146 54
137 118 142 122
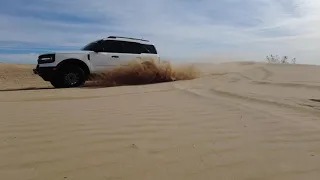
141 44 157 54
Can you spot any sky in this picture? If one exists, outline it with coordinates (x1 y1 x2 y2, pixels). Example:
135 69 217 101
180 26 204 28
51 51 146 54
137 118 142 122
1 0 320 64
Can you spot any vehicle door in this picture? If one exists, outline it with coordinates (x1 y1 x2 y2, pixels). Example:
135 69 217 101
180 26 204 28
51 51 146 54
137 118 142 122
89 40 124 72
118 41 143 66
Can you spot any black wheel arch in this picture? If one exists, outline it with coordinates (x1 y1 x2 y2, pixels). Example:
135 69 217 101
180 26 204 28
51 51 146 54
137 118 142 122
57 59 90 79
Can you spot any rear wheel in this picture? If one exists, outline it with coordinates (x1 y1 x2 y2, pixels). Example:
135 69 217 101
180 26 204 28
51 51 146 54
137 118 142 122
51 66 86 88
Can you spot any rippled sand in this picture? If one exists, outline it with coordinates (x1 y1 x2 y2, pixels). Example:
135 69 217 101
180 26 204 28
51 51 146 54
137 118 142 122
1 61 320 180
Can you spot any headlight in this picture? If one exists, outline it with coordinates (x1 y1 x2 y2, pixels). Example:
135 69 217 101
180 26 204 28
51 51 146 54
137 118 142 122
38 54 55 64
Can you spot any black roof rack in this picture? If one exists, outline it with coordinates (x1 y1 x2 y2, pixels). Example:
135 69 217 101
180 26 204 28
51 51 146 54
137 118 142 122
107 36 149 42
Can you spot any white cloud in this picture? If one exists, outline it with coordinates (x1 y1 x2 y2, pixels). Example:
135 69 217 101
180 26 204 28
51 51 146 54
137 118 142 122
1 0 320 64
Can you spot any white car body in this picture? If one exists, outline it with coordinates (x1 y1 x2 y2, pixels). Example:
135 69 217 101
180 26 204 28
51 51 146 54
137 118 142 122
38 36 160 73
33 36 160 88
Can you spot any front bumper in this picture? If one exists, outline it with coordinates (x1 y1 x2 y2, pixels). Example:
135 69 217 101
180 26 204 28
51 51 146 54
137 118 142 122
33 65 58 81
33 66 39 74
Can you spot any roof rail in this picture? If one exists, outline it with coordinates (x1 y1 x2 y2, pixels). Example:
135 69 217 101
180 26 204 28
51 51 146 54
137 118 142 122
107 36 149 42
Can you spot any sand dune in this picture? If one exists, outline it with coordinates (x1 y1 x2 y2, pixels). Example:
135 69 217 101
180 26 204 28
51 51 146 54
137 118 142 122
0 63 51 90
1 61 320 180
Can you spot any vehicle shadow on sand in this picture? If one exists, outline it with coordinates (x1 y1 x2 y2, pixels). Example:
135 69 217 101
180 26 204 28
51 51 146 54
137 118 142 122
0 79 177 92
0 85 120 92
0 87 55 92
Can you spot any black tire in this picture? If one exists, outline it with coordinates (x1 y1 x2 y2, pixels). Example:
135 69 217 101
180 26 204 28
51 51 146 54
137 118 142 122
53 66 86 88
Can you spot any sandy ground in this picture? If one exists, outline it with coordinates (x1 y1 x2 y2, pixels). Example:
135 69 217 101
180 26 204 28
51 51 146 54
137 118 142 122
1 61 320 180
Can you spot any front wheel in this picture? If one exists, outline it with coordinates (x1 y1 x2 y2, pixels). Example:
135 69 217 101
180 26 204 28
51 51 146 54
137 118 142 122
50 79 63 88
52 66 86 88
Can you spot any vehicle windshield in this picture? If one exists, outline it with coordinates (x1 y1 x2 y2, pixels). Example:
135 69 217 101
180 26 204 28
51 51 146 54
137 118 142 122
81 40 102 51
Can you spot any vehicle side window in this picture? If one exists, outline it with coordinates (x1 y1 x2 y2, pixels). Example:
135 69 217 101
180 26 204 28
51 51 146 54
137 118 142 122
101 40 123 53
82 40 103 51
122 41 142 54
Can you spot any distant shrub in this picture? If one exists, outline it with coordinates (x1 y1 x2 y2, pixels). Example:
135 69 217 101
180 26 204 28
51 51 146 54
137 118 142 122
266 54 296 64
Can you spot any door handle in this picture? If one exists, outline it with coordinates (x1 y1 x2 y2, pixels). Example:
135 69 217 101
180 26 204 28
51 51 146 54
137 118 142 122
111 56 119 58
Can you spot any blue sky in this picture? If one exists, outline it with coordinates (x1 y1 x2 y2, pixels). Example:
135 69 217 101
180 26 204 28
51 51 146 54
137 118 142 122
1 0 320 64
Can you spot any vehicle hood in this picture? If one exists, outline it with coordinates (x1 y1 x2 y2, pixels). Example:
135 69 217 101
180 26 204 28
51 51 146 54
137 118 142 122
54 50 92 54
39 50 92 56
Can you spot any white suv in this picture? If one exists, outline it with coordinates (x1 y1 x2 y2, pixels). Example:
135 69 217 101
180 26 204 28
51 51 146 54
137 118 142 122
33 36 160 88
